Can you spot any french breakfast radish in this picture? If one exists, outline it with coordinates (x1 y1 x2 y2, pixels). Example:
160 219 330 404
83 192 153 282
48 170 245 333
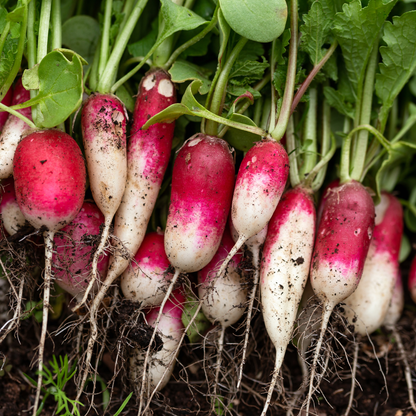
408 254 416 304
260 186 316 416
305 180 375 415
121 231 173 308
216 139 289 280
0 177 26 236
129 289 185 392
53 202 109 301
0 79 32 179
13 129 86 415
107 69 176 299
0 87 12 132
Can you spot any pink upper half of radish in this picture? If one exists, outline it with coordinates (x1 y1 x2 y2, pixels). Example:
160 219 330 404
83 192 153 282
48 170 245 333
81 93 127 217
120 231 173 307
0 79 33 179
129 68 176 184
13 130 86 232
165 133 235 273
53 202 108 298
408 254 416 304
0 177 26 235
232 139 289 239
0 87 12 131
316 178 340 226
310 180 375 305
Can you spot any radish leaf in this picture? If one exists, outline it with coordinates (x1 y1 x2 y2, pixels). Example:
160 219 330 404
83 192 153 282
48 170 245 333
169 60 212 94
128 17 158 57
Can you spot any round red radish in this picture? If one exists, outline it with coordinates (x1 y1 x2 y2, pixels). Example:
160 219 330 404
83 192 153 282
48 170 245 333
121 232 173 308
164 133 235 273
53 202 108 300
0 87 12 132
13 130 86 232
0 177 26 235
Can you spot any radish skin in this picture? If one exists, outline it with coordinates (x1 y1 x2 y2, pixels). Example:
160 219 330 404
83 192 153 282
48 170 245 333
129 289 185 392
110 69 176 288
53 202 109 300
260 186 316 416
121 231 173 308
305 180 375 415
0 79 33 179
0 87 12 132
216 139 289 280
408 255 416 304
0 177 26 236
13 129 86 416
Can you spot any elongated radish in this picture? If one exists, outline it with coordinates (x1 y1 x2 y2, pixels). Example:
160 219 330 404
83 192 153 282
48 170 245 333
305 180 375 415
0 79 32 179
129 289 185 392
316 179 339 226
121 231 173 308
0 177 26 236
260 186 316 416
342 192 402 335
198 225 247 408
216 139 289 279
408 254 416 304
53 202 108 301
107 69 176 297
13 129 86 415
0 87 12 132
76 93 127 307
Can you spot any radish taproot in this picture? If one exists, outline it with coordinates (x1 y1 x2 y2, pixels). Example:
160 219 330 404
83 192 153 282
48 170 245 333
121 231 173 308
13 129 86 415
53 202 109 301
0 79 32 179
305 180 375 415
260 186 316 416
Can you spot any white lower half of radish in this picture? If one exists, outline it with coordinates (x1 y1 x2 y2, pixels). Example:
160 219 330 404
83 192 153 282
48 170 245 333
1 201 26 235
342 248 396 335
383 271 404 328
261 208 314 352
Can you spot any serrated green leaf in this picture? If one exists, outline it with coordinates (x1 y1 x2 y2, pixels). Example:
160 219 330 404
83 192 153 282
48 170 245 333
323 85 355 119
273 28 291 66
376 11 416 131
168 60 212 95
300 0 335 65
332 0 396 98
226 84 261 99
177 27 213 59
229 58 269 86
0 36 18 90
22 64 39 89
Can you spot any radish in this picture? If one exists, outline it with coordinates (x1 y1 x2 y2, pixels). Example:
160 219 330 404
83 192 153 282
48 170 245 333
75 93 127 308
260 186 316 416
0 79 32 179
129 288 185 393
53 202 109 301
215 139 289 280
0 177 26 236
13 129 86 414
107 69 176 300
0 87 12 132
121 231 173 308
408 254 416 304
305 180 375 414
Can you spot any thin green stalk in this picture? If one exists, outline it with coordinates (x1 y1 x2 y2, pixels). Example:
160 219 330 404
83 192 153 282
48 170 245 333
76 0 84 15
88 39 101 92
387 98 398 141
350 37 379 181
0 103 36 129
27 0 37 70
99 0 149 93
114 0 135 45
253 96 264 127
0 21 11 58
98 0 113 80
269 38 278 133
287 116 300 188
37 0 52 63
271 0 298 141
299 86 317 179
51 0 62 50
339 117 352 184
120 56 152 73
184 0 196 8
205 36 248 136
162 8 219 71
260 97 272 131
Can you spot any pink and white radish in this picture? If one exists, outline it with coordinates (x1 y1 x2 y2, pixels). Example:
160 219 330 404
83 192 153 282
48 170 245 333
121 231 173 308
107 69 176 298
216 138 289 279
53 202 109 301
408 254 416 304
0 79 33 179
260 186 316 416
198 225 247 406
305 180 375 415
0 87 12 132
76 93 127 308
13 129 86 414
0 177 26 236
129 289 185 392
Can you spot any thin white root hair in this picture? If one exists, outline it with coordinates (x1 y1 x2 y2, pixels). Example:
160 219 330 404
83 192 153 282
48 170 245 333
237 247 260 390
261 350 284 416
32 230 55 416
344 338 359 416
210 326 226 414
215 234 246 284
